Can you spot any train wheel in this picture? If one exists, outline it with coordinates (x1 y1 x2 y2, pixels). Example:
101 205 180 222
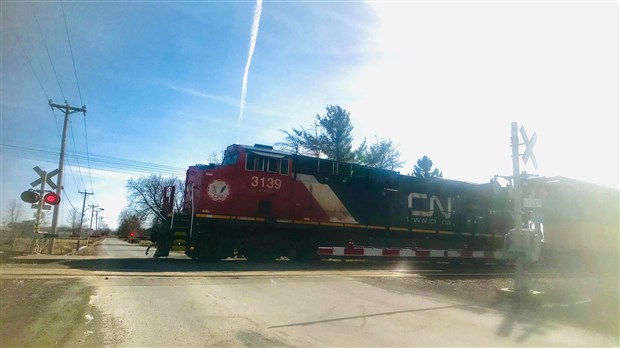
244 249 279 261
192 240 233 262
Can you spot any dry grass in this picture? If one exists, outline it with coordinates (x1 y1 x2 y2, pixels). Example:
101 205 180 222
0 234 103 255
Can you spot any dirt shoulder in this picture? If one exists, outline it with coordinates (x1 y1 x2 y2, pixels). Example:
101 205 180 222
0 278 104 347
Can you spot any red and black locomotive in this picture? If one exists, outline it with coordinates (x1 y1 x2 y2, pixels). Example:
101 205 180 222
151 143 515 261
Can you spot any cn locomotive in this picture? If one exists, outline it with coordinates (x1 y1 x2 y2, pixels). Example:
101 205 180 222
152 144 515 261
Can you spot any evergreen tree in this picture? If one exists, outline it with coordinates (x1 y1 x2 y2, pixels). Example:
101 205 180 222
275 128 304 155
413 155 443 178
316 105 354 162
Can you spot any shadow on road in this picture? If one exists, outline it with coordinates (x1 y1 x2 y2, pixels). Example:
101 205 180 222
51 257 450 273
268 304 484 328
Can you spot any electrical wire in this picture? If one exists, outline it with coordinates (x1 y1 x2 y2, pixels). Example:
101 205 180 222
83 118 97 204
69 119 87 190
31 4 65 101
60 0 96 205
12 31 50 101
62 190 77 212
1 143 186 177
60 0 83 105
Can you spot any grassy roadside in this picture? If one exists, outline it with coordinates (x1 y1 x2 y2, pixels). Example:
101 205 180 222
0 234 104 256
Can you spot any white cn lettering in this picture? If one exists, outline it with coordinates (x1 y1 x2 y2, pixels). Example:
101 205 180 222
408 192 452 219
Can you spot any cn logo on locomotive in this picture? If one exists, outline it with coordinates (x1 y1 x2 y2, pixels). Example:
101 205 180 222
408 192 452 219
207 180 231 201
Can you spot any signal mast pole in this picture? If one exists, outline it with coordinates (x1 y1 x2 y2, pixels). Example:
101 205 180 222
34 172 48 234
511 122 523 241
48 100 86 238
511 121 527 300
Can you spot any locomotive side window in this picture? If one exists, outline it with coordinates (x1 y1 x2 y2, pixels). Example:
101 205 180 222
280 159 289 175
267 158 279 173
256 157 265 171
245 153 256 171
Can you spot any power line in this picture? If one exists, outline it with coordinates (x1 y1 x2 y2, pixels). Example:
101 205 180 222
51 107 62 137
83 117 97 204
1 143 187 177
12 31 50 100
60 0 83 105
62 190 77 212
68 119 87 190
59 0 95 204
31 4 65 101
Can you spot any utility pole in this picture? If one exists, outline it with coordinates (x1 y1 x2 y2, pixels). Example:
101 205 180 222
48 100 86 236
95 209 104 230
77 191 93 251
88 204 98 229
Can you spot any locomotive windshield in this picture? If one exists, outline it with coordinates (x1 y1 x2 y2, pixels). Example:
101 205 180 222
222 153 238 165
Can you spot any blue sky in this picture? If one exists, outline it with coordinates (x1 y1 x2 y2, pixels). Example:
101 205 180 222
1 1 618 229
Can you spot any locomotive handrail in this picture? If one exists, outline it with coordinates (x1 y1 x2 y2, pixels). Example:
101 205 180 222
189 183 195 239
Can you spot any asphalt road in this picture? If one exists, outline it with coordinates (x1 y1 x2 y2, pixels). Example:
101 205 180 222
96 237 188 259
2 238 618 347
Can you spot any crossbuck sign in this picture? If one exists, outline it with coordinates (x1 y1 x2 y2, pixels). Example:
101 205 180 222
520 126 538 170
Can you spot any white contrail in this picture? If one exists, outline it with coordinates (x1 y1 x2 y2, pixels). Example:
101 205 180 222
237 0 263 144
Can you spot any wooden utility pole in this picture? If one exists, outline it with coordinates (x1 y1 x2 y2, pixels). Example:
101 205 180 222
48 100 86 240
88 204 98 229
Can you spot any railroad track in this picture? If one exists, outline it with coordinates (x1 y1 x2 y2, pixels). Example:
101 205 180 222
1 256 550 280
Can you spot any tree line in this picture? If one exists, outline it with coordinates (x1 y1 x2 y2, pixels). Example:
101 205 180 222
276 104 442 177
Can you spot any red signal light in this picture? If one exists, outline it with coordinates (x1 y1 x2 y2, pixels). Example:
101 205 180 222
43 192 61 205
129 231 135 238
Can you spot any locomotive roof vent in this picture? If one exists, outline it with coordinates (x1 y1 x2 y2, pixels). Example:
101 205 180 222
253 144 273 150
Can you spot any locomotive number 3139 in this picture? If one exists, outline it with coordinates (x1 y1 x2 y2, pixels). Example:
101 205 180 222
251 176 282 189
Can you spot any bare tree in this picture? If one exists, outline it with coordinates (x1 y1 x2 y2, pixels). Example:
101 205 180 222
4 199 24 225
126 174 184 223
207 151 224 165
68 208 83 233
117 209 146 237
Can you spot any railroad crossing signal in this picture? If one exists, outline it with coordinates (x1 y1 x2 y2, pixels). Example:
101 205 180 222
20 190 60 207
31 166 58 190
21 190 40 203
21 166 61 234
520 126 538 170
509 122 541 299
